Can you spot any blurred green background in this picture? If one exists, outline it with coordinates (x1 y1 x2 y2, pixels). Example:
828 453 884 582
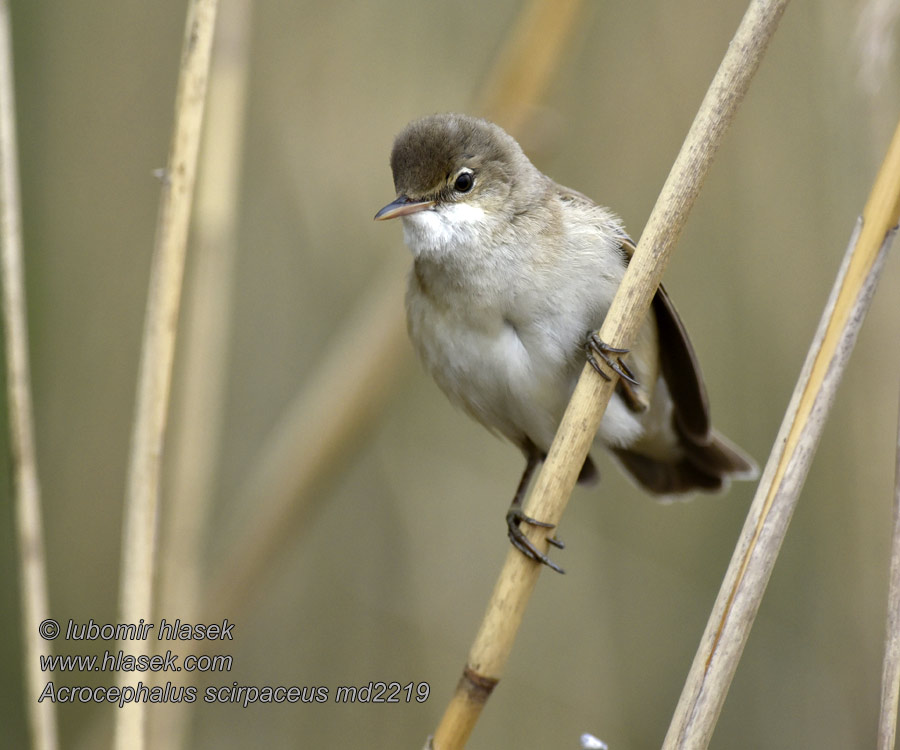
2 0 900 748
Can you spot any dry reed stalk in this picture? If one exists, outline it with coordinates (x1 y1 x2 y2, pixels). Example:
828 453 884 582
0 1 58 748
877 204 900 748
880 385 900 750
162 0 249 624
429 1 790 747
114 1 219 748
663 117 900 749
206 0 586 618
153 2 251 748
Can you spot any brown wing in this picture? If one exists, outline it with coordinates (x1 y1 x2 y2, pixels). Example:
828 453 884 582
619 238 710 441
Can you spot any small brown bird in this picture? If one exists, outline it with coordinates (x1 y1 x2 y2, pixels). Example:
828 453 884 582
376 113 756 572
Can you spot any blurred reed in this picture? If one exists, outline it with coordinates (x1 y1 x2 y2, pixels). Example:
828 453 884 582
0 0 57 747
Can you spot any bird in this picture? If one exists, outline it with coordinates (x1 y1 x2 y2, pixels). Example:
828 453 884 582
375 113 757 572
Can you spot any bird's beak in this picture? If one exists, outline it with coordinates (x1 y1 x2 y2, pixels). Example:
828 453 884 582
374 196 435 221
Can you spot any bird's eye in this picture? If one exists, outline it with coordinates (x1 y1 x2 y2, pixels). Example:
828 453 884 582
453 170 474 193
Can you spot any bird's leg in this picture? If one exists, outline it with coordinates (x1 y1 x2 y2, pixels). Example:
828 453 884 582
585 332 639 385
506 442 566 574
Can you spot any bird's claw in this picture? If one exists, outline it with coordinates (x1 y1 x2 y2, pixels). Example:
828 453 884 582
585 333 639 385
506 507 565 574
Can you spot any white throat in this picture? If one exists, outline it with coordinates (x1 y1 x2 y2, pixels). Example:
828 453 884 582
401 202 491 259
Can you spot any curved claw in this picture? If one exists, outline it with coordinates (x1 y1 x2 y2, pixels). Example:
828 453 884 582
585 333 640 386
506 507 565 574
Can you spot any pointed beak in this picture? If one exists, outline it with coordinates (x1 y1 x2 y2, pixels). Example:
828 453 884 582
374 196 436 221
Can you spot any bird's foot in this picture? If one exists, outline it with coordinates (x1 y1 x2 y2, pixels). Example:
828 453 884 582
506 506 565 574
585 333 639 385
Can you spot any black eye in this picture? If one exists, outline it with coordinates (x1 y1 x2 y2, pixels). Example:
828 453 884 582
453 171 474 193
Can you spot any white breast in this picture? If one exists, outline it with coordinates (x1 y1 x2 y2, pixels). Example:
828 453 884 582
401 201 647 454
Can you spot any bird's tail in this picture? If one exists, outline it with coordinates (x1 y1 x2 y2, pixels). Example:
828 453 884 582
612 427 758 498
